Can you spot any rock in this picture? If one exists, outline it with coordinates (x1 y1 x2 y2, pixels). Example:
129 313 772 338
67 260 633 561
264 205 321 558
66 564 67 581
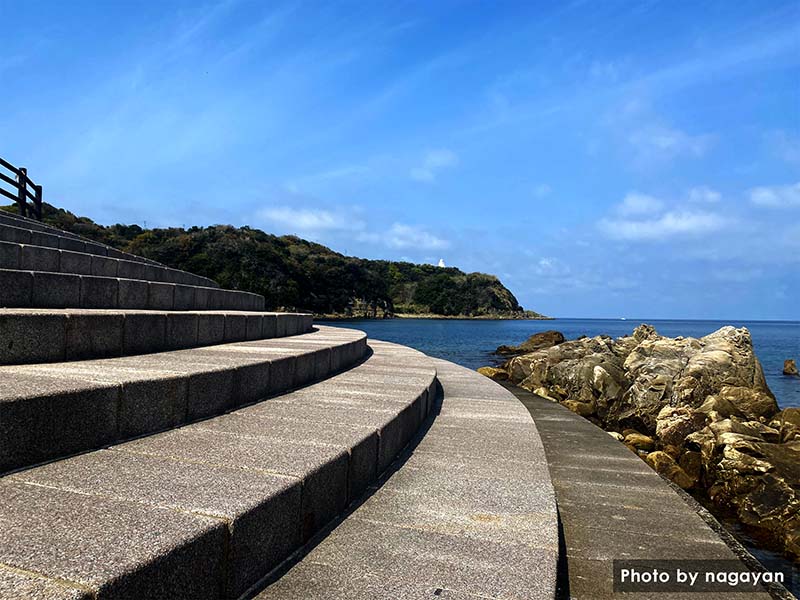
562 399 595 417
679 451 703 482
477 366 508 381
773 407 800 428
716 386 779 421
495 330 565 355
483 323 800 560
736 421 781 443
696 394 739 419
633 323 659 341
784 359 799 377
592 364 624 401
533 387 558 402
655 406 706 447
646 451 696 489
686 426 716 449
624 432 655 452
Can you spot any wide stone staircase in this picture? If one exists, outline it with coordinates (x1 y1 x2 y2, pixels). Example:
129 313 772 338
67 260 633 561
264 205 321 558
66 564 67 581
0 212 556 600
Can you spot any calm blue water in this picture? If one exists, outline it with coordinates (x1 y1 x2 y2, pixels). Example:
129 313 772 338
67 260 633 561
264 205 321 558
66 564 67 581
321 318 800 409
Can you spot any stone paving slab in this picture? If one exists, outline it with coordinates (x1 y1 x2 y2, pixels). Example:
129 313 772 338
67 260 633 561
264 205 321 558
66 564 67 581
0 565 92 600
114 427 349 541
7 450 301 598
280 517 556 599
354 470 554 547
0 267 262 311
0 220 189 272
0 482 226 599
414 421 545 463
0 325 367 473
0 220 215 285
192 412 380 501
257 561 488 599
240 398 416 473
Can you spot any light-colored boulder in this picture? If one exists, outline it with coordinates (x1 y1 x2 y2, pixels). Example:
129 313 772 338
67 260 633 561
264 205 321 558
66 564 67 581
476 366 508 381
624 432 655 452
655 405 706 447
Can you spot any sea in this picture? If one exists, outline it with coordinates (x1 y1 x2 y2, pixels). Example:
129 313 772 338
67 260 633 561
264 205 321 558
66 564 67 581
320 317 800 409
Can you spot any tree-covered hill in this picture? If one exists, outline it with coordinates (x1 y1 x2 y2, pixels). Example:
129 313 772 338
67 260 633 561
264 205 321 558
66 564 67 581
3 204 548 319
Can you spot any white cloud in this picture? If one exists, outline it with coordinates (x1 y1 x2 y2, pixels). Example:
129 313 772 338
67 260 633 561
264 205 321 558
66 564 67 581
627 124 713 162
533 183 552 198
616 192 663 216
410 148 459 182
688 186 721 203
257 206 364 233
599 210 727 241
749 182 800 208
385 223 450 249
357 223 450 250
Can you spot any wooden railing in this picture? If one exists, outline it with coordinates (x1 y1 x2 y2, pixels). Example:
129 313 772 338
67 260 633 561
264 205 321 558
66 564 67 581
0 157 43 220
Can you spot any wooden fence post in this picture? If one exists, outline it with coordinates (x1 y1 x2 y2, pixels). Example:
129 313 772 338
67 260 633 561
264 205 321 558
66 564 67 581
34 184 42 220
16 167 27 218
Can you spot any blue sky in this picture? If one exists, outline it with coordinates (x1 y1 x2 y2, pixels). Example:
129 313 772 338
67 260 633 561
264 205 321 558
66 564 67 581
1 1 798 319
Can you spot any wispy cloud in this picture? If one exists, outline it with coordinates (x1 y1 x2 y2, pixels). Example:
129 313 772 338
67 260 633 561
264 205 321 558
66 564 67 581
599 210 727 241
257 206 365 234
627 124 714 162
599 191 728 241
359 223 450 250
749 182 800 209
533 183 552 198
615 192 663 216
410 149 459 182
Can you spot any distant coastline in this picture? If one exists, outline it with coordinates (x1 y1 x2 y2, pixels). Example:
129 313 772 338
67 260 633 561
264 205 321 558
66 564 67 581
317 311 553 321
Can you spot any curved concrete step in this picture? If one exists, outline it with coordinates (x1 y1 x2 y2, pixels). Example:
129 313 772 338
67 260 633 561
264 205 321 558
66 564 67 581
258 357 559 600
0 268 264 311
0 237 217 288
0 309 313 364
0 325 368 474
0 339 437 599
0 213 165 268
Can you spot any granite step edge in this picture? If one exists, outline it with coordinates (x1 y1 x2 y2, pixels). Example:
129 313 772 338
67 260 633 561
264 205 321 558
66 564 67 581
0 309 314 365
0 325 368 474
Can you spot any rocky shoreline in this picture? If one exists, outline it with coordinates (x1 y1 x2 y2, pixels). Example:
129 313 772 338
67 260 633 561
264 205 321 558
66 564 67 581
479 325 800 565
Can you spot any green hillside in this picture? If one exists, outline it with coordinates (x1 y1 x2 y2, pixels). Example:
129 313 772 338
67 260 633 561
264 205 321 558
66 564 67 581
2 204 547 319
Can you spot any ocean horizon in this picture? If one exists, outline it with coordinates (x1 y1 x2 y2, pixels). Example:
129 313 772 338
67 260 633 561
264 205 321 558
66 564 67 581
322 317 800 410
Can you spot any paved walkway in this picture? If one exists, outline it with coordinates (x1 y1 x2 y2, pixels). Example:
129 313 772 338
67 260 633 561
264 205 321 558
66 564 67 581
257 358 559 599
507 384 778 600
